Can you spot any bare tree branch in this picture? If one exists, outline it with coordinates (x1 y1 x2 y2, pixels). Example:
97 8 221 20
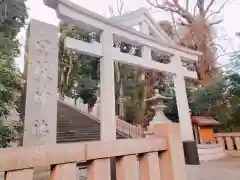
109 5 115 17
117 0 124 15
210 35 230 42
216 51 237 60
205 0 215 15
177 18 188 26
193 1 198 18
146 0 178 12
108 0 124 17
146 0 193 23
167 0 193 22
210 19 223 25
186 0 189 11
170 11 185 44
206 0 231 19
209 42 225 52
197 0 205 15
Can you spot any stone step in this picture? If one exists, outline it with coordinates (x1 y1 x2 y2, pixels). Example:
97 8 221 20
57 133 124 138
57 101 127 143
198 144 227 161
57 137 100 143
57 126 100 129
57 122 100 126
57 134 100 138
57 121 99 125
57 133 125 139
198 145 224 155
57 129 100 133
57 136 126 143
57 131 100 134
199 152 227 161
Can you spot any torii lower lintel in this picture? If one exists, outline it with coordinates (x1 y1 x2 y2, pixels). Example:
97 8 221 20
65 37 198 79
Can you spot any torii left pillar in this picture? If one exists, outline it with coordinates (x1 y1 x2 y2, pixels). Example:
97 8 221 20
23 19 58 146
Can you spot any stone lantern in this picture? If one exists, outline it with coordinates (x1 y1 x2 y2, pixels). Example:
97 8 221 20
145 89 172 124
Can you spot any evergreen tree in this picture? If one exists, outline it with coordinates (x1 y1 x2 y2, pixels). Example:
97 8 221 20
0 0 27 147
58 22 99 107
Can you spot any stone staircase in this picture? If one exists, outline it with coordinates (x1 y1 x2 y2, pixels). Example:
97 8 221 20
57 101 128 180
198 144 227 161
57 101 127 143
61 96 143 138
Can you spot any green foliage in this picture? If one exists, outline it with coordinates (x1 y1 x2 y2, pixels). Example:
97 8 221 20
0 121 11 148
0 56 23 113
0 119 22 148
163 63 240 132
187 69 240 132
117 65 143 123
223 73 240 131
0 0 27 29
188 77 227 117
226 50 240 74
0 0 27 147
58 22 99 106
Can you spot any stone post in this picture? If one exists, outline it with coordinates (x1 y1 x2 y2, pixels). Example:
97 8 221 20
23 19 58 146
172 55 199 165
99 29 116 141
148 123 187 180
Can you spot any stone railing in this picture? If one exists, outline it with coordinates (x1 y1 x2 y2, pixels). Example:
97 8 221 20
215 132 240 151
116 118 144 138
0 124 187 180
61 96 143 138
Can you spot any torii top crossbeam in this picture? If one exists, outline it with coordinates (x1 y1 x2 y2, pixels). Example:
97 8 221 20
44 0 201 142
44 0 201 59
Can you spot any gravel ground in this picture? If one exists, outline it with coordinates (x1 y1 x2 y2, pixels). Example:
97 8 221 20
1 157 240 180
186 157 240 180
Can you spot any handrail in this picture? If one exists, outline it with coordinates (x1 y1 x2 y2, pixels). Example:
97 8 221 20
60 96 144 138
0 123 187 180
214 132 240 151
0 138 167 172
215 132 240 137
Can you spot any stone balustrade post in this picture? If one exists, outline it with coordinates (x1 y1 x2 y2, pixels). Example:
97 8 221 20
148 123 187 180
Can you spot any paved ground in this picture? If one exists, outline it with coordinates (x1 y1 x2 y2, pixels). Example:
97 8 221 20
186 157 240 180
1 157 240 180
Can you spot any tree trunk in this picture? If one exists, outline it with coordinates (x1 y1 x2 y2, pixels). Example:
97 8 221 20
119 81 124 119
115 63 125 119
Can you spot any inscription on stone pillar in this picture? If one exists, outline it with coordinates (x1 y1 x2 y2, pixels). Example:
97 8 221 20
23 20 58 146
32 120 49 137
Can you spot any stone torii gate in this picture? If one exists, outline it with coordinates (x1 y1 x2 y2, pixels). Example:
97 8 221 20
63 0 201 163
23 0 201 164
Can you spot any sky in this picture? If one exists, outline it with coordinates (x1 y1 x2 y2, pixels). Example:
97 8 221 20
16 0 240 71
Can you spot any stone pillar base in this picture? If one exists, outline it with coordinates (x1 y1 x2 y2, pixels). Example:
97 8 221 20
183 140 200 165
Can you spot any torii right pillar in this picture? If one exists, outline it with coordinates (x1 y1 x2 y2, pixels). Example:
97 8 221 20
173 55 200 165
